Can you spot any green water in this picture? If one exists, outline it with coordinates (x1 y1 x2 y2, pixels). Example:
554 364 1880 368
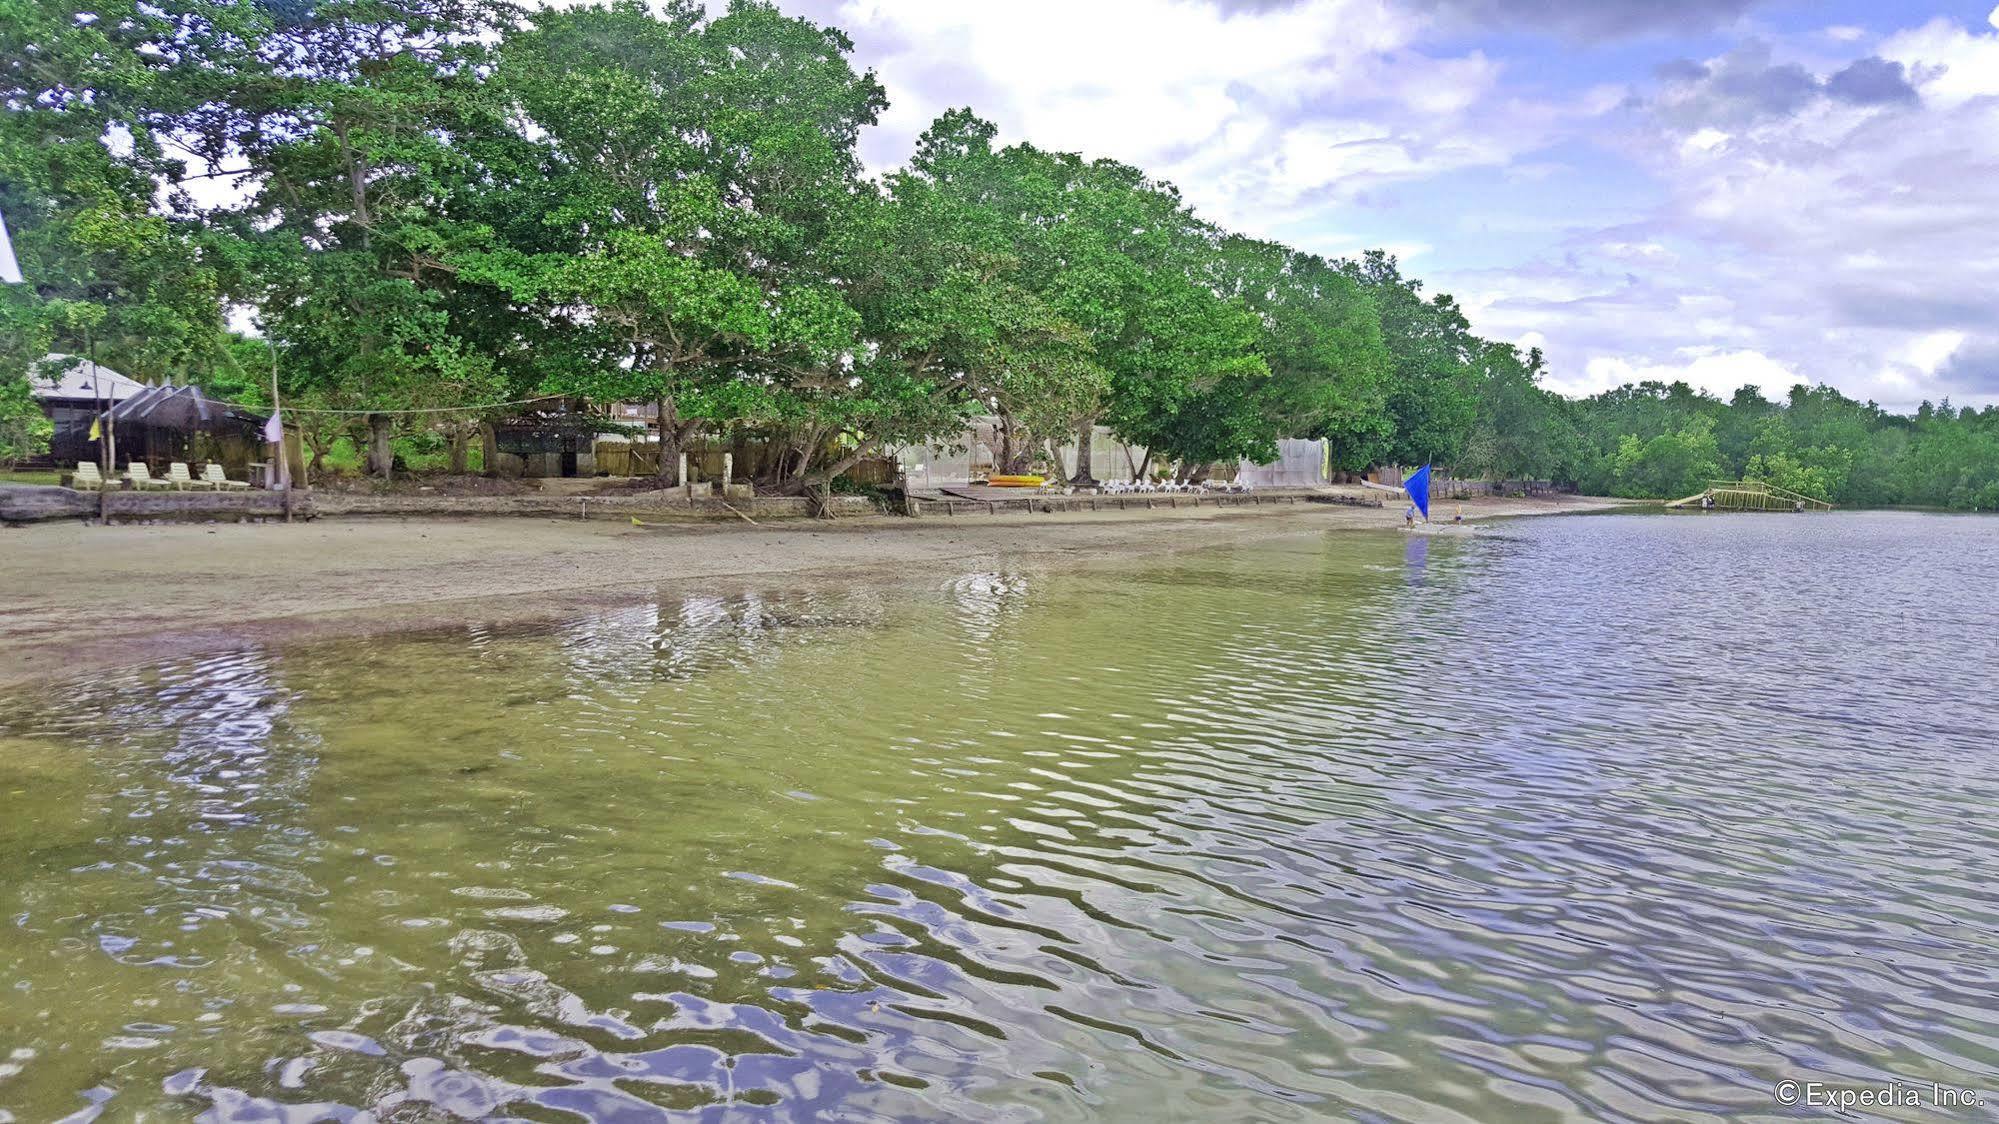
2 512 1996 1121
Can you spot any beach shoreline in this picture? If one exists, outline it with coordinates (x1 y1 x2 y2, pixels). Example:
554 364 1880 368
0 493 1628 686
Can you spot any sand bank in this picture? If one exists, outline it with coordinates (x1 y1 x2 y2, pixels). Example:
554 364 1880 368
0 493 1626 685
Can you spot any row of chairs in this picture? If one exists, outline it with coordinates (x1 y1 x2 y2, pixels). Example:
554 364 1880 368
70 461 250 491
1094 478 1255 496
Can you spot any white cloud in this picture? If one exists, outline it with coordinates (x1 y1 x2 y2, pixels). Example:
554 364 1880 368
697 2 1999 409
1879 17 1999 108
1439 11 1999 410
1900 330 1966 376
1566 349 1798 400
816 0 1574 231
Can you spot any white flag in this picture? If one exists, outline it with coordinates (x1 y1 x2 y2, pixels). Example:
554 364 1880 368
0 209 22 284
263 409 282 444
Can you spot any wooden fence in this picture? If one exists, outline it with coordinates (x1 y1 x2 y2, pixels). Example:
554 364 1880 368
594 439 896 485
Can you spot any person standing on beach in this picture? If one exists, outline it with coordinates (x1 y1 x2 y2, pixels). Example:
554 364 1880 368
1405 503 1417 528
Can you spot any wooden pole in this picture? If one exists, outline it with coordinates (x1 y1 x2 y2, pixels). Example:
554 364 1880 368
270 340 292 522
88 330 114 521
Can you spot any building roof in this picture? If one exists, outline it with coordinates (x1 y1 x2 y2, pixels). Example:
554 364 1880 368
107 383 266 432
29 354 147 402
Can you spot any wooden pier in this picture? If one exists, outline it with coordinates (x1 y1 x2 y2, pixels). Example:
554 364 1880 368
1665 480 1833 513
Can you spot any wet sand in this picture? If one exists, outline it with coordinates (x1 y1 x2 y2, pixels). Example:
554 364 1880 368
0 494 1625 685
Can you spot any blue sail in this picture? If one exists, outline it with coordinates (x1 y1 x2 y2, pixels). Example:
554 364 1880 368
1407 464 1431 521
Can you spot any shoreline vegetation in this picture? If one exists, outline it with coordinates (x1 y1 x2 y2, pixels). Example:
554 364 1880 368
4 3 1994 509
0 493 1621 687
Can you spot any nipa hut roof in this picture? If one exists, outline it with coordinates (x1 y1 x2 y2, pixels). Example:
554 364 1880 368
105 383 266 432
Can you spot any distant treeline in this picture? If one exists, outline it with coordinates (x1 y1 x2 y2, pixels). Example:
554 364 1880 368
1555 383 1999 508
1 0 1992 506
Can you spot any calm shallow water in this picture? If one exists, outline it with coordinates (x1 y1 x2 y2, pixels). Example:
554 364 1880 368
2 512 1996 1122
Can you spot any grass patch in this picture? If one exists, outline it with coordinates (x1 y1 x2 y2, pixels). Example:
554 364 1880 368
0 469 63 487
308 435 482 478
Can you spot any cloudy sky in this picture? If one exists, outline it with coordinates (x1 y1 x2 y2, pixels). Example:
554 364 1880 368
768 0 1999 410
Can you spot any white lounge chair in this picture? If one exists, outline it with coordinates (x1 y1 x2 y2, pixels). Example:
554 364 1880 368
203 463 251 489
70 462 110 491
126 463 170 490
166 462 213 490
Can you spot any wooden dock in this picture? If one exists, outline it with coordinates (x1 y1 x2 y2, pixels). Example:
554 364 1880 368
1665 480 1833 512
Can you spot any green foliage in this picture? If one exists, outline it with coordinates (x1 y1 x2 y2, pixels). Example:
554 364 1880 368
858 112 1107 461
1564 380 1999 508
1743 451 1839 502
1460 344 1575 482
0 373 51 466
1604 415 1724 499
448 0 892 484
1341 252 1481 469
4 0 1992 500
0 0 242 384
1171 236 1390 472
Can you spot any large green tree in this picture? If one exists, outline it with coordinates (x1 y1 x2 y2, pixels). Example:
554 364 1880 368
1341 251 1480 471
181 0 516 479
1024 156 1264 483
1199 236 1392 475
458 0 884 486
0 0 245 406
856 111 1105 476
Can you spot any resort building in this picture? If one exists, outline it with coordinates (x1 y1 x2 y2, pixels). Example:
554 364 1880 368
25 354 145 469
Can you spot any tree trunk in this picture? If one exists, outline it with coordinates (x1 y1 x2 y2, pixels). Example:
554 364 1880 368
1136 448 1152 484
997 412 1032 474
447 426 469 475
306 428 331 476
366 413 393 482
1043 438 1067 479
654 399 701 486
479 422 498 477
654 399 675 480
755 441 779 490
1069 417 1096 485
786 440 875 498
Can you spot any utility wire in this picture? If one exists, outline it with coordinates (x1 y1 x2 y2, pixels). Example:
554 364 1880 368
207 392 577 417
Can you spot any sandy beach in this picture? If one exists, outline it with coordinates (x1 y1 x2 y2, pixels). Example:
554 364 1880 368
0 493 1624 685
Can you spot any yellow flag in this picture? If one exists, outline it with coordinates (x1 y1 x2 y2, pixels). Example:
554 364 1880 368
88 416 100 440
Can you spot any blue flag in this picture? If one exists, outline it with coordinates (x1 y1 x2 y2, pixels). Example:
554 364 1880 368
1407 464 1431 521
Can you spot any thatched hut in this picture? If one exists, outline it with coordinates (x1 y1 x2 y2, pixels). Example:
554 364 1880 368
104 384 300 478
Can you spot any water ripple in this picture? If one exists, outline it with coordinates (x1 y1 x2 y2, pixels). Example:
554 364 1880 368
1 512 1995 1120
